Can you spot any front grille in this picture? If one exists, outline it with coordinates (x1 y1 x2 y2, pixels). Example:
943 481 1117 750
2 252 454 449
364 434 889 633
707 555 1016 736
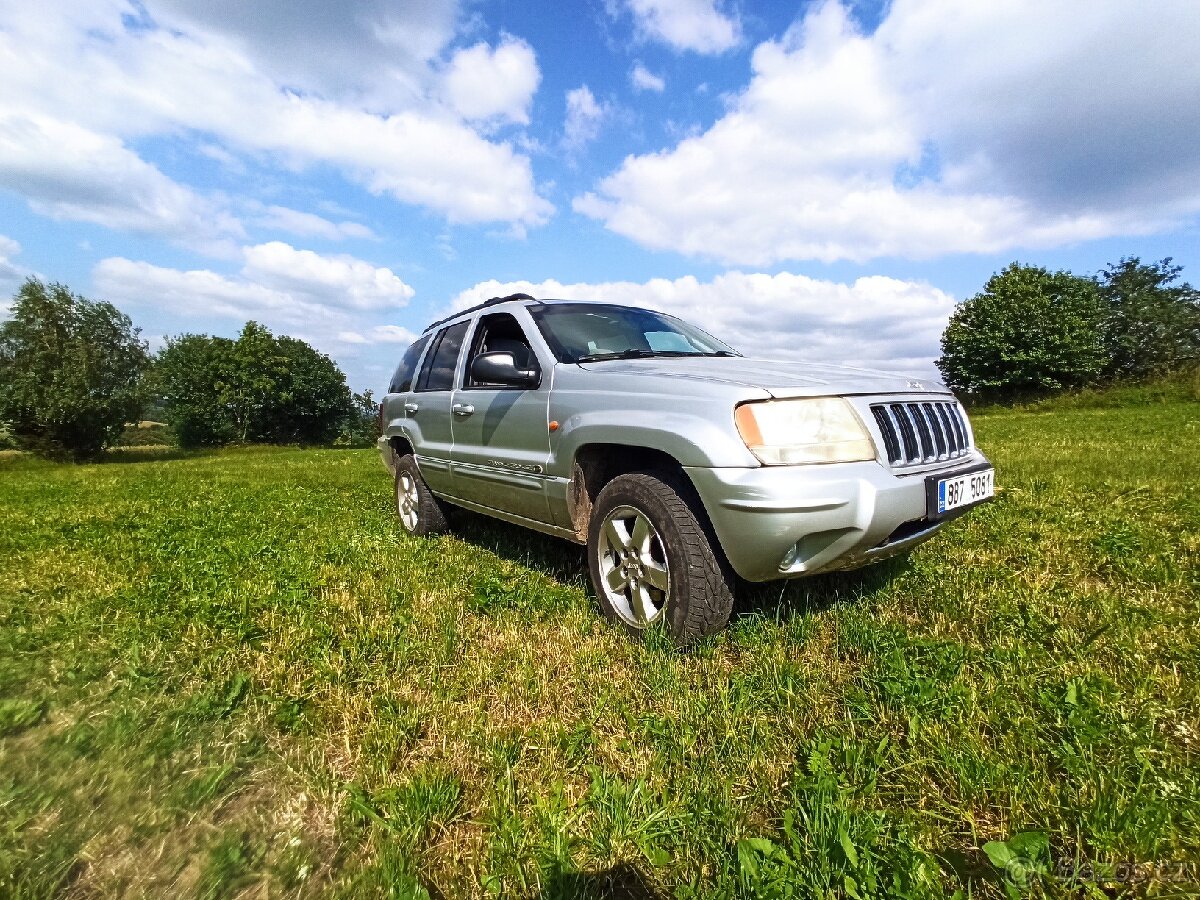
870 401 971 466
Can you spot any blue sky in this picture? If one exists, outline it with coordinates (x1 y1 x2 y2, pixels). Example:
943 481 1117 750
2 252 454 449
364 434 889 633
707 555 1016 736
2 0 1198 392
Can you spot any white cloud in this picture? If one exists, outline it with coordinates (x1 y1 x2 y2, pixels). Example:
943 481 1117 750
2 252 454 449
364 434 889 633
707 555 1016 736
563 86 606 151
367 325 421 344
578 0 1200 264
252 205 375 241
93 257 329 327
94 242 414 331
0 112 243 253
619 0 740 54
0 1 552 231
149 0 459 113
441 37 540 125
452 272 956 376
630 64 666 93
241 242 414 312
316 325 420 346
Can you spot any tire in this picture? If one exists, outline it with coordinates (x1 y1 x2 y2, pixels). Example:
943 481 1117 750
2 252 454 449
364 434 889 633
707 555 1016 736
394 454 449 536
587 470 734 646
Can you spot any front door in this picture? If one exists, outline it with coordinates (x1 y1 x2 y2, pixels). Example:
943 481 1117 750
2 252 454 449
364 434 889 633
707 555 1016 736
449 312 552 523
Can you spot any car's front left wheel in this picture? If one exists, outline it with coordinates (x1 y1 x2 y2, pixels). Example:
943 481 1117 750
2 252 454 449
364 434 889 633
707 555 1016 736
587 470 734 646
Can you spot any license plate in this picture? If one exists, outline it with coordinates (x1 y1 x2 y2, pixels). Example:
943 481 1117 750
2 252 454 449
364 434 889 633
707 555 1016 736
934 468 995 515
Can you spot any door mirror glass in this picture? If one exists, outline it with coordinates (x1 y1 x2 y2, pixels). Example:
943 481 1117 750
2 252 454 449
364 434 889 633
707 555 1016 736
470 351 539 387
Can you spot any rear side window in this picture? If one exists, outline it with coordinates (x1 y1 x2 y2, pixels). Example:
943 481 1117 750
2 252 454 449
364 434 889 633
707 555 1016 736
388 335 431 394
416 320 470 392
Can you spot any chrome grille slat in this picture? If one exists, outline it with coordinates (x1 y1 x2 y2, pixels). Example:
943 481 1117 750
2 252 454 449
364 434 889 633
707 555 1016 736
937 404 962 453
871 406 902 463
870 400 972 467
910 405 933 460
890 403 919 461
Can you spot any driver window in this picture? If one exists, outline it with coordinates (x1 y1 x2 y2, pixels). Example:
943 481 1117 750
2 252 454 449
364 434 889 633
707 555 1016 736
465 313 538 388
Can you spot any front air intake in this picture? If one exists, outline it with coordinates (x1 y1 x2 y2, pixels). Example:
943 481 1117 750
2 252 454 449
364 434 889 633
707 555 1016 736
870 401 971 466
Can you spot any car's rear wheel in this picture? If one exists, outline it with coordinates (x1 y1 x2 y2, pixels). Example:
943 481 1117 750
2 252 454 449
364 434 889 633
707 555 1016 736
394 454 448 536
587 471 734 646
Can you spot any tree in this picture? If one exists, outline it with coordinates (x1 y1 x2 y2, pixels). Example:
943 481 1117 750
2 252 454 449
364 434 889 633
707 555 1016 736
336 389 381 447
259 334 357 444
0 278 149 459
150 333 239 447
155 322 353 448
937 263 1106 403
1096 257 1200 381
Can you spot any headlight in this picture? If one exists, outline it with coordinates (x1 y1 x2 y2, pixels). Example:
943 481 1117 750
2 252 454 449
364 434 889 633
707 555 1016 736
734 398 876 465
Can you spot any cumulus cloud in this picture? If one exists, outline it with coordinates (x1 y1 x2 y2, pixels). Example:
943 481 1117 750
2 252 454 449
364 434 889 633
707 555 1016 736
0 112 243 252
148 0 460 113
93 257 329 327
578 0 1200 264
441 37 540 125
618 0 740 54
452 272 956 376
242 242 414 312
251 205 375 241
630 64 666 93
94 242 414 331
563 86 607 151
0 1 552 232
339 325 421 345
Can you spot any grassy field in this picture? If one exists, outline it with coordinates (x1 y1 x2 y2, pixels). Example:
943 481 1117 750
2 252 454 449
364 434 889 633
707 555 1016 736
1 393 1197 898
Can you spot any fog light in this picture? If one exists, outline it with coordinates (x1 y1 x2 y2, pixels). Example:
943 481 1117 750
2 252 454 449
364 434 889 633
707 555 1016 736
778 543 800 571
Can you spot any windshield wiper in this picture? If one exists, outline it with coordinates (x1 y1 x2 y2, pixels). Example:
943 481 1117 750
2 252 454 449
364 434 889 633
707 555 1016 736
575 349 682 363
575 349 737 363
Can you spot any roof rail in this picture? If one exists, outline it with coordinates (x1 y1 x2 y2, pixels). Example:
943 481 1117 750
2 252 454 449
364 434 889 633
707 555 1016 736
421 293 538 334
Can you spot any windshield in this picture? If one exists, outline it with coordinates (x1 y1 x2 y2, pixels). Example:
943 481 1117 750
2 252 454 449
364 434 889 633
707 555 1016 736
528 303 740 363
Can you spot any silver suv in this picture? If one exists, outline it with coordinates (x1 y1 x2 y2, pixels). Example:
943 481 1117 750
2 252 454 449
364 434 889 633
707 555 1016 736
379 294 994 645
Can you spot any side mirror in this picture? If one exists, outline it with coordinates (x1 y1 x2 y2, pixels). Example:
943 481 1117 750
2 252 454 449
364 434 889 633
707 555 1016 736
470 351 540 387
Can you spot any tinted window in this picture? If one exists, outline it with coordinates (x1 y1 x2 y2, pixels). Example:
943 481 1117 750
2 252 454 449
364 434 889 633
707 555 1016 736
388 335 431 394
417 320 470 391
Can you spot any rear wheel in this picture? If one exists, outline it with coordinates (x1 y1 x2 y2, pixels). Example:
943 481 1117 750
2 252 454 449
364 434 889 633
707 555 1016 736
394 454 448 536
587 471 734 646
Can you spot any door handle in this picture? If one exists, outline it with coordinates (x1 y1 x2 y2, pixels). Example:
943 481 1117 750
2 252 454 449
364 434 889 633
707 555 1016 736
452 403 475 417
404 402 419 413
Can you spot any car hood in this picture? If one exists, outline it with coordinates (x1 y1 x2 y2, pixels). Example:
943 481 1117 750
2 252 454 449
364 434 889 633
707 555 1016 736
573 356 949 398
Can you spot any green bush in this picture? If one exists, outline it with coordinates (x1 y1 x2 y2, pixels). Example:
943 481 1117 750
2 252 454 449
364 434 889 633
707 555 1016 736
940 258 1200 405
938 263 1106 404
0 278 150 459
113 421 178 447
155 322 354 448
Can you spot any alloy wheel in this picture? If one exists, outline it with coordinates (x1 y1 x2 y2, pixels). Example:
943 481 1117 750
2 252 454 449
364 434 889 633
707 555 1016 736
596 504 670 626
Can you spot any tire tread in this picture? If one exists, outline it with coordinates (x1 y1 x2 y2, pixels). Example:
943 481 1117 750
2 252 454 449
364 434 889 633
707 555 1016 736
589 469 734 645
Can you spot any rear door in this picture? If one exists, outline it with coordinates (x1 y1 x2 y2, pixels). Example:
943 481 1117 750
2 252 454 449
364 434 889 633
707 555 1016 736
408 319 470 496
382 334 431 434
449 311 552 522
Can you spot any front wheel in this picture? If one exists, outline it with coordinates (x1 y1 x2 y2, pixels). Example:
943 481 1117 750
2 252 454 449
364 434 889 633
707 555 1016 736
394 454 448 536
587 471 734 646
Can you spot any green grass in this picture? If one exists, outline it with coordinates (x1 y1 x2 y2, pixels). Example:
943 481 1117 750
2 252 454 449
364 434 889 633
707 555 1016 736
1 396 1198 898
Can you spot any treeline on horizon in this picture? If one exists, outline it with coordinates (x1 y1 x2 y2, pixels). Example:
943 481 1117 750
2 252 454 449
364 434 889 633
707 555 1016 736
0 278 379 460
2 255 1199 460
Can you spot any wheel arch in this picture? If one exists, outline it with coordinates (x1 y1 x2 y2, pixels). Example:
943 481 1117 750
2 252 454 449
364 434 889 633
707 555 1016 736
566 442 696 543
388 433 415 463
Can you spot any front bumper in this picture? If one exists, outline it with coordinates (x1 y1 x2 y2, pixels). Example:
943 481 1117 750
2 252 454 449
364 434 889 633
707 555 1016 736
377 437 397 475
685 450 991 582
